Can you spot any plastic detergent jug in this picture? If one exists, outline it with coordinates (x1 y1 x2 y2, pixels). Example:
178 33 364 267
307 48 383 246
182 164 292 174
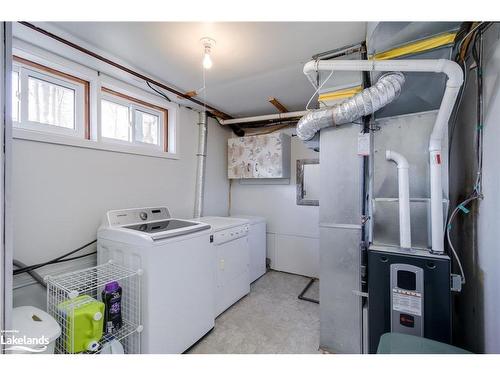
102 281 123 334
57 295 105 353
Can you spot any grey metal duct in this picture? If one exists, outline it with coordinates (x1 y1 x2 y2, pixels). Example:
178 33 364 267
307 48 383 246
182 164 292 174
194 111 208 218
296 72 406 141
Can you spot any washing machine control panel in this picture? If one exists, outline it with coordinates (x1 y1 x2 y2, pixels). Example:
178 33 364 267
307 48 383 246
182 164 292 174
213 225 249 245
107 207 170 226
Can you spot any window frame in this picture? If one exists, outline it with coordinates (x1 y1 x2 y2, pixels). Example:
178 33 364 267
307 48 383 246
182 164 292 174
10 40 178 160
100 86 168 152
12 55 90 139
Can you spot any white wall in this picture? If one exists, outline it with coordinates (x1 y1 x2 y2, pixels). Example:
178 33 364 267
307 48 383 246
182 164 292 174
230 129 320 278
10 23 232 309
478 26 500 354
12 100 231 309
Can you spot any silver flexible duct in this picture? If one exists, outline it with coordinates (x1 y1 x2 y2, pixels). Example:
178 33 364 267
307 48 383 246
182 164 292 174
194 111 208 218
296 72 406 141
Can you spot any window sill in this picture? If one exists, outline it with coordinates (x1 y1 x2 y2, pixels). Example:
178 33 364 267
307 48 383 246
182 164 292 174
13 128 179 160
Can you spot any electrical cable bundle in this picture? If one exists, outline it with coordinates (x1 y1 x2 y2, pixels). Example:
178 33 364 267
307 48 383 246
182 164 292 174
446 22 493 285
13 240 97 276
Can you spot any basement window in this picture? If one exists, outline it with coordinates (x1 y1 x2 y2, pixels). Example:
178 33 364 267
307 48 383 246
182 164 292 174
100 87 168 152
12 56 90 138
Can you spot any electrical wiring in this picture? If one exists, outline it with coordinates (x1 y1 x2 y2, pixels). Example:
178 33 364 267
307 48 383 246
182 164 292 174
13 259 47 288
456 22 484 57
146 81 171 102
446 23 490 285
13 240 97 275
446 196 478 285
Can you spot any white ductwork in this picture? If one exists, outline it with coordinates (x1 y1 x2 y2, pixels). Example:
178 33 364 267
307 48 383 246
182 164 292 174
296 72 405 141
301 58 463 254
386 150 412 249
194 111 208 218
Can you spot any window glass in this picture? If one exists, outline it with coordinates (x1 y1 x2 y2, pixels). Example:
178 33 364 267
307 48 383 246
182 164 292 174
28 76 75 129
101 99 131 141
135 110 159 145
12 71 20 122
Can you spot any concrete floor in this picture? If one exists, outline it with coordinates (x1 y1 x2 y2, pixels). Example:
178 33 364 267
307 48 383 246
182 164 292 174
188 270 320 354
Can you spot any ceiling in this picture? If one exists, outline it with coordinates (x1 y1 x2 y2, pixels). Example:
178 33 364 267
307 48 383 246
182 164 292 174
53 22 367 117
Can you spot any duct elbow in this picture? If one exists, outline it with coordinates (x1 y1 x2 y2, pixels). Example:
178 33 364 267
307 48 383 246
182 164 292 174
386 150 409 169
438 59 464 88
303 60 320 78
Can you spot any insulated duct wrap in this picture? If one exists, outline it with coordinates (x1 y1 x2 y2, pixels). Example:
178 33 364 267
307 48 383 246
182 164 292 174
297 72 406 141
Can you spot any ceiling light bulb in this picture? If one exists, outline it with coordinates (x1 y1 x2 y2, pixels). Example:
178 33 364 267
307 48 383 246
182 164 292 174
200 37 216 70
202 51 213 69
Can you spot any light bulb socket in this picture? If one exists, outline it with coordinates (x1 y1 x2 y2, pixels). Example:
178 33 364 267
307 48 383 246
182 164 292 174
200 37 216 49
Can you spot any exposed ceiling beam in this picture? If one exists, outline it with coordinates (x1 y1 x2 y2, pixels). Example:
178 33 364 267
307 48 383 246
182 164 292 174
268 97 289 113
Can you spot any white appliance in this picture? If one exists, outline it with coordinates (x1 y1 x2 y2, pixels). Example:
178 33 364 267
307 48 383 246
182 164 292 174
97 207 214 354
231 215 267 283
197 217 250 317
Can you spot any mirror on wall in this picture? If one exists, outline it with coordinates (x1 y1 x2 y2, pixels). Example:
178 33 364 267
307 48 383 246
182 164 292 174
296 159 319 206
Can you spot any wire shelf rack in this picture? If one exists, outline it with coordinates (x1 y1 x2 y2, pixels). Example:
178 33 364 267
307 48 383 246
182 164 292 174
46 261 142 354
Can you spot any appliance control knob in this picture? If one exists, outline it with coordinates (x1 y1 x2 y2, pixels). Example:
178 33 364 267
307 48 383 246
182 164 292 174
139 211 148 221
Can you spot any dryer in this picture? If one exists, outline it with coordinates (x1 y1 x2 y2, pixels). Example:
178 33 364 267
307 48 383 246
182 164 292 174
97 207 214 354
197 217 250 317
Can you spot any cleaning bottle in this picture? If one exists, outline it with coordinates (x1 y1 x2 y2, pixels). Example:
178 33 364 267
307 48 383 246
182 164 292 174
102 281 123 334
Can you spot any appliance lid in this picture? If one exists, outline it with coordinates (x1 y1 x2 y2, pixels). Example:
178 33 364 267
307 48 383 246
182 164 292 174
197 216 249 231
230 215 266 225
123 219 211 240
125 219 200 233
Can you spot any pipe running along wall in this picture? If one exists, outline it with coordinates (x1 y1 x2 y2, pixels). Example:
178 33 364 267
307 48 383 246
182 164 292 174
386 150 412 249
299 59 463 254
193 111 208 218
296 72 405 141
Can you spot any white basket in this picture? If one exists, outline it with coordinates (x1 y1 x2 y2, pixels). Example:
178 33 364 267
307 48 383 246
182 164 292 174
46 261 142 354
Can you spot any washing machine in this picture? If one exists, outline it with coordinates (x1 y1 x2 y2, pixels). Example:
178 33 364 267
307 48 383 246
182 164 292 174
97 207 214 354
197 217 250 317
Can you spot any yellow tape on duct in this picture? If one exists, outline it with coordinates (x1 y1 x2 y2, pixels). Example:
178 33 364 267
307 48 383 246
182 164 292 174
372 32 457 60
319 85 363 102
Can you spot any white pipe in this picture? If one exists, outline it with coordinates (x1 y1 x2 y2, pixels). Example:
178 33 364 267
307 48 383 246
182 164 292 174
218 110 307 126
194 111 208 218
303 58 463 254
386 150 412 249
